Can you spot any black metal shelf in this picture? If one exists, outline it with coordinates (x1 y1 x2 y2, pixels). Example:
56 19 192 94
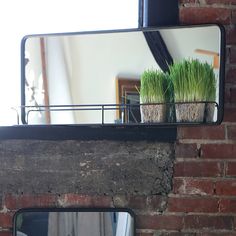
0 101 220 141
20 101 219 125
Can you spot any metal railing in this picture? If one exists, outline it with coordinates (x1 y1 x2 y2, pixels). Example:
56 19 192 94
14 101 219 125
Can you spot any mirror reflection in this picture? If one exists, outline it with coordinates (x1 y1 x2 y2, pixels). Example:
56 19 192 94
15 210 134 236
22 25 222 125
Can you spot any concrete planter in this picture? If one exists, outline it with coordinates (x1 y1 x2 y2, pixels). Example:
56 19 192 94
175 102 205 123
205 102 215 122
140 104 166 123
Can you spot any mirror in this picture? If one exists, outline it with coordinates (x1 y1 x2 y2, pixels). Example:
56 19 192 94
14 208 135 236
21 25 225 126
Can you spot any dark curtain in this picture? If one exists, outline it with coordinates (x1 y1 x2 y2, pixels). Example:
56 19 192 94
144 31 175 122
143 31 173 73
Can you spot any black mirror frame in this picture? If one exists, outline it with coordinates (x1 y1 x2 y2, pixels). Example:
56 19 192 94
0 23 225 141
13 207 136 236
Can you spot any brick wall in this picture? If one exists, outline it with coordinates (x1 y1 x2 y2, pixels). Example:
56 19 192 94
0 1 236 236
167 0 236 235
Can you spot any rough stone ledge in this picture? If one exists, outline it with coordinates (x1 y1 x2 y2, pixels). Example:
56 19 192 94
0 140 174 196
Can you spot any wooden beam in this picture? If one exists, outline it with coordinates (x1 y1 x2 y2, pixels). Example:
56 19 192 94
195 49 219 69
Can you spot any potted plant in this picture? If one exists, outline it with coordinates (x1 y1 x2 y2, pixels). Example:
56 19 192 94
169 59 215 123
140 69 169 123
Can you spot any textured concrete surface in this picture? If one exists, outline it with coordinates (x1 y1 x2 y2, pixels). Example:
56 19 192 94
0 140 174 195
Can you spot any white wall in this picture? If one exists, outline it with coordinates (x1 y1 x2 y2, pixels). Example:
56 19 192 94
25 38 45 124
45 37 75 124
66 31 158 123
160 26 220 64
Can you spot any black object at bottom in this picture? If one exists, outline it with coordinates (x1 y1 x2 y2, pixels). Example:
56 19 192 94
141 0 179 27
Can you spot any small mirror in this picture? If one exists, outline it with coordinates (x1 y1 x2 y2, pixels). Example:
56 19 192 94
21 25 225 126
14 208 135 236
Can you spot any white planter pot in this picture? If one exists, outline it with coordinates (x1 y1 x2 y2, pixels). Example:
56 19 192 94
175 102 205 123
205 102 215 122
140 104 166 123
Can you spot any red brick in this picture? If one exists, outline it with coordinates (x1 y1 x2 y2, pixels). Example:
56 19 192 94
228 125 236 139
216 180 236 195
197 234 236 236
180 7 231 24
226 26 236 45
165 234 195 236
226 67 236 84
219 199 236 212
0 213 12 228
226 162 236 176
174 161 223 177
113 195 167 211
126 196 167 211
228 88 236 105
201 144 236 159
226 47 231 64
175 143 198 158
224 107 236 122
184 215 234 230
230 88 236 102
136 234 153 236
0 233 12 236
154 233 195 236
205 0 236 3
230 47 236 63
173 178 215 195
168 197 219 213
136 215 184 231
178 126 225 140
225 87 231 103
58 194 112 207
180 0 236 4
179 0 196 4
232 10 236 24
4 194 57 210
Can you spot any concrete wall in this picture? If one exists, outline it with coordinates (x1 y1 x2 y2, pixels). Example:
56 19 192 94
0 140 174 195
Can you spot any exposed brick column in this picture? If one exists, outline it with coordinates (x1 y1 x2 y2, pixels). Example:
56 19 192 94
162 0 236 235
136 0 236 235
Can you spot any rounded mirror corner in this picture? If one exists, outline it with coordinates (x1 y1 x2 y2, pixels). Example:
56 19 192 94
13 207 136 236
